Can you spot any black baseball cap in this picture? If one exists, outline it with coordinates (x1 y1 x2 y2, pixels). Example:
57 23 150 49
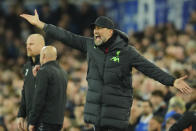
90 16 115 30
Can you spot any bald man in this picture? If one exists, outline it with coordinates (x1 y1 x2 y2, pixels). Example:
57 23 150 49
28 46 68 131
17 34 45 131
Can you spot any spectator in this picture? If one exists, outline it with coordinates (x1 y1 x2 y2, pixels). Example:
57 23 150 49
169 103 196 131
126 96 143 131
170 97 186 112
163 96 185 129
150 90 167 117
148 116 163 131
135 100 153 131
166 113 182 131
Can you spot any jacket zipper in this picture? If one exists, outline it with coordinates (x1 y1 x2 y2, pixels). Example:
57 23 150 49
99 53 107 125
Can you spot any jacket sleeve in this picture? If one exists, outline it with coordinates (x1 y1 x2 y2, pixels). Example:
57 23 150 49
43 24 91 53
17 66 27 118
28 69 48 125
129 46 175 86
169 112 193 131
17 84 26 118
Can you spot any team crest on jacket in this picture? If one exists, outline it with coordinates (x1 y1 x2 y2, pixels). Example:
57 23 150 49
110 51 120 63
25 69 29 76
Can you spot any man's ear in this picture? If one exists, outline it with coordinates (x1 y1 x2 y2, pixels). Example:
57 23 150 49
43 53 46 60
109 29 114 36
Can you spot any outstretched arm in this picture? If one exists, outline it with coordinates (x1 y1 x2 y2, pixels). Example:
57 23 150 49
129 46 192 94
20 9 90 53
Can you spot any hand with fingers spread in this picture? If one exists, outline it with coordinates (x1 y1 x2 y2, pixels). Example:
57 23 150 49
20 9 45 29
174 75 192 94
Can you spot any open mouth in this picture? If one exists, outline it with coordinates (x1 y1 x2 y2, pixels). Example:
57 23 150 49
95 34 101 40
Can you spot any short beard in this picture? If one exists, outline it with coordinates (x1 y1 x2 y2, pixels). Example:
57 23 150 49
94 40 103 46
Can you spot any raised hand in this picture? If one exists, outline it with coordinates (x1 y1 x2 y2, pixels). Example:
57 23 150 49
174 75 192 94
20 9 45 29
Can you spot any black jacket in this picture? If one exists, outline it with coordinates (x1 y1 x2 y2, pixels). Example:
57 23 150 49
169 111 196 131
43 24 175 129
18 56 40 121
28 61 68 125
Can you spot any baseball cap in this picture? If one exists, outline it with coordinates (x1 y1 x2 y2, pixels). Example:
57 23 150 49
90 16 115 30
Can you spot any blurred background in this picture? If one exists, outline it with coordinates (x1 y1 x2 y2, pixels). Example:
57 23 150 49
0 0 196 131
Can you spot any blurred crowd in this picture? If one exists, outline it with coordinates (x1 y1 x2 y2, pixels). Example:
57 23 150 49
0 0 196 131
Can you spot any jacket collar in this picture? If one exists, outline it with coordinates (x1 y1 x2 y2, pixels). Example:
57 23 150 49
95 30 129 52
98 31 117 51
42 60 57 67
29 55 40 66
107 30 129 51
